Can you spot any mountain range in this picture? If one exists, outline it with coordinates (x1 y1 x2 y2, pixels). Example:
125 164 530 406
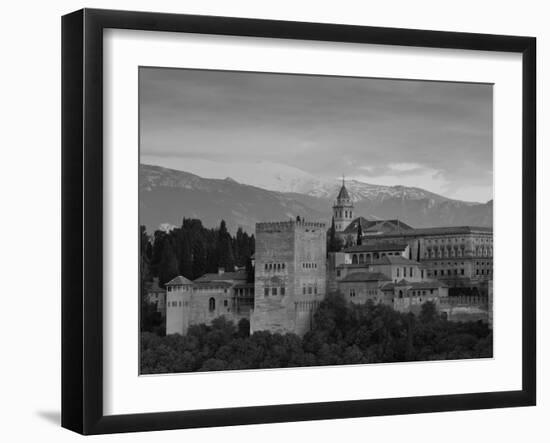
139 164 493 235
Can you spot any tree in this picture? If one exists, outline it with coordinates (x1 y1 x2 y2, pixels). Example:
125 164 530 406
150 230 167 277
245 257 255 283
159 238 179 287
216 220 235 271
192 240 207 279
419 301 438 324
177 230 193 279
356 218 363 246
327 216 343 253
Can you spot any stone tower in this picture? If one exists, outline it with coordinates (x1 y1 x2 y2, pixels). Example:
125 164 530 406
333 177 354 232
165 276 193 335
251 219 327 336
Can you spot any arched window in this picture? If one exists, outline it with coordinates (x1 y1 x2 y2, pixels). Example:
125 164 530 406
209 297 215 311
352 254 358 264
359 254 364 264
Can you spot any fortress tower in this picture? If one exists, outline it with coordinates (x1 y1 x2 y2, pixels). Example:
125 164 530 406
333 177 354 232
251 219 327 336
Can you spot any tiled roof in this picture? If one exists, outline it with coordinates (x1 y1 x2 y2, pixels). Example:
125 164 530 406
337 184 350 200
408 280 448 289
381 279 447 289
340 272 391 282
193 271 248 284
336 255 420 268
193 281 233 288
371 226 493 238
342 217 414 234
165 275 193 286
344 242 408 253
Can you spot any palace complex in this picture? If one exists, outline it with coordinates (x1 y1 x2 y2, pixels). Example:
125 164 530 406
149 180 492 337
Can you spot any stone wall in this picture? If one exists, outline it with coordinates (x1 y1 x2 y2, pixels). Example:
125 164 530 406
251 220 326 336
166 285 252 335
166 285 193 335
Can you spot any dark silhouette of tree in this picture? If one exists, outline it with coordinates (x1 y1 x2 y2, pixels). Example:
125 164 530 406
216 220 235 271
159 238 179 287
245 257 255 283
140 295 492 374
150 230 167 277
356 219 363 245
327 217 343 253
192 240 207 279
176 230 193 279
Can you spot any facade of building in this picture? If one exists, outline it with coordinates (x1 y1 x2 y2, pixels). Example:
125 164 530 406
332 180 493 295
165 270 253 335
360 227 493 293
162 180 492 337
250 219 327 336
331 253 449 315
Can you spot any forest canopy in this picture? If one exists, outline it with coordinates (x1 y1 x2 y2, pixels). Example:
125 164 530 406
140 295 492 374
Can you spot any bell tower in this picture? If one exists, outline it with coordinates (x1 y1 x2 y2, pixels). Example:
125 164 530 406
333 176 354 232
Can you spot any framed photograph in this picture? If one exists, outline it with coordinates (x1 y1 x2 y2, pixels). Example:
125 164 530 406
61 8 536 435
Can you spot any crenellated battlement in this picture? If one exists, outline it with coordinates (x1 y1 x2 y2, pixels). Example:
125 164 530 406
256 220 326 233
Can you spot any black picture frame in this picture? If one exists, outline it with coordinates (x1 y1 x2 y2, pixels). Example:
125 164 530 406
61 8 536 435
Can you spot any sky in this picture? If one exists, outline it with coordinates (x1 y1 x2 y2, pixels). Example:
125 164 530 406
140 67 493 203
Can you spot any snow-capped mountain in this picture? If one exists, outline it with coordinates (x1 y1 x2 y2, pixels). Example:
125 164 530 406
139 164 492 234
305 180 455 205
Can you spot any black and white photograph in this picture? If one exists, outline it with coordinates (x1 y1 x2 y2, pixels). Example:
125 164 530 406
139 67 494 374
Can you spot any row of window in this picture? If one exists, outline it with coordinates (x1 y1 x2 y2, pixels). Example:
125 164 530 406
425 248 465 258
425 248 493 258
425 237 492 244
264 286 286 296
410 289 435 296
476 269 492 275
475 261 492 267
430 261 465 267
426 238 467 244
208 298 229 311
167 285 190 292
194 287 228 293
396 267 416 278
168 286 228 293
350 252 401 264
264 262 286 271
433 269 465 276
302 262 318 269
348 288 378 297
335 209 352 219
302 285 319 295
168 298 231 311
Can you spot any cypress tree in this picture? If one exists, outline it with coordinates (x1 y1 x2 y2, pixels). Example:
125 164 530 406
216 220 235 271
192 240 207 279
158 238 179 287
356 219 363 246
178 231 193 279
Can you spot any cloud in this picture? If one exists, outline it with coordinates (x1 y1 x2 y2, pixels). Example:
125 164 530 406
140 67 493 202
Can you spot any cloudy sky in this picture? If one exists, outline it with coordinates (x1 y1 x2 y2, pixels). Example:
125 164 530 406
140 67 493 203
